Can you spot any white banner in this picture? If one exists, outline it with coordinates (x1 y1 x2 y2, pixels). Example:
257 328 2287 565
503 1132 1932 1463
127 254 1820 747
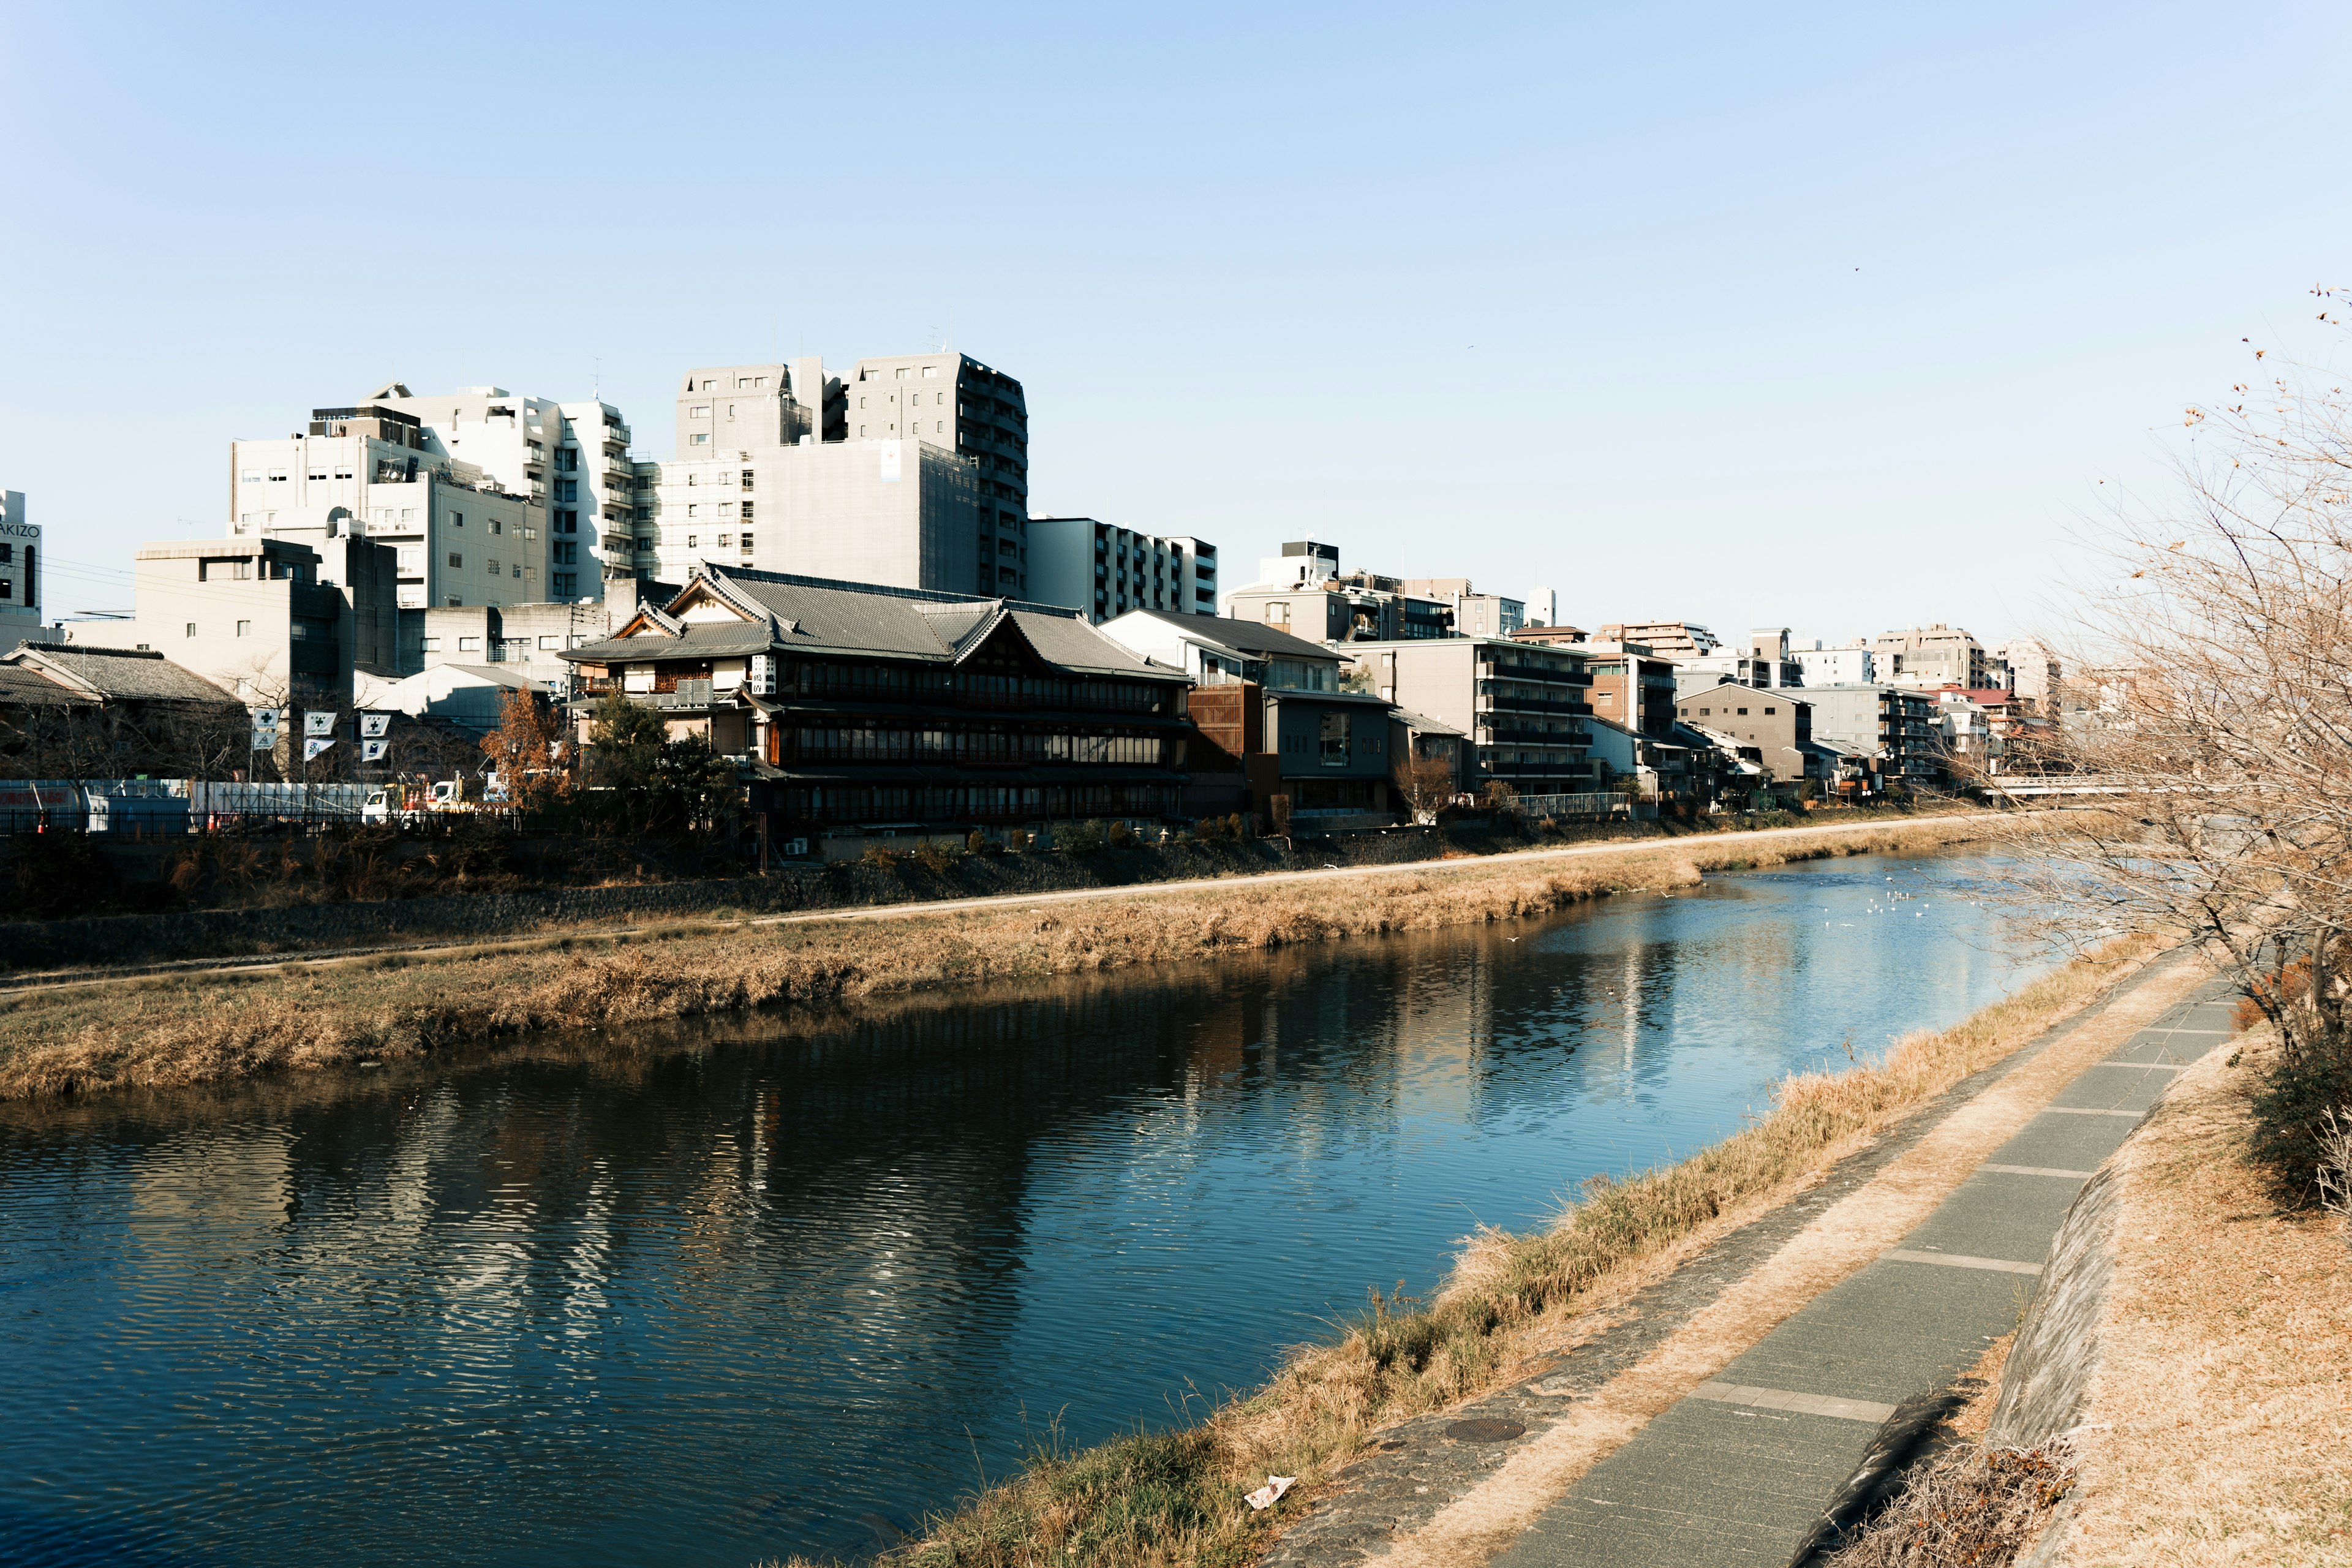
361 739 389 762
878 439 901 483
304 736 335 760
360 712 391 739
304 711 337 737
251 729 276 752
250 707 282 730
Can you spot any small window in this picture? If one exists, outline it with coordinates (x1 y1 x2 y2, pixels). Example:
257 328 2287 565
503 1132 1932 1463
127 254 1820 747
459 636 482 652
690 405 710 418
858 425 867 437
421 637 442 652
922 365 937 378
241 469 261 483
185 622 197 638
692 433 709 445
895 367 908 379
539 635 560 649
451 511 464 527
687 504 701 519
686 535 697 548
268 469 288 481
717 533 732 547
1764 706 1776 715
449 552 463 568
700 379 715 391
236 620 250 637
1737 707 1749 715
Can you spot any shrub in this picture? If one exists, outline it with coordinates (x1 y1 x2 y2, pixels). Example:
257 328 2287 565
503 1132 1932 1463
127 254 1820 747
1061 819 1107 855
1107 820 1137 850
911 840 958 874
2248 1028 2352 1207
966 828 986 853
859 841 902 872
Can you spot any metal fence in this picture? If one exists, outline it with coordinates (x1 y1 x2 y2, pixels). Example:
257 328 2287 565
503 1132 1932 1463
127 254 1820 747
1515 791 1634 818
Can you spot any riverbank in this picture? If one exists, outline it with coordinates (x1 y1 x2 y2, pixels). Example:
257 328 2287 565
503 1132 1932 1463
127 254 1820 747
0 816 2000 1101
800 926 2171 1568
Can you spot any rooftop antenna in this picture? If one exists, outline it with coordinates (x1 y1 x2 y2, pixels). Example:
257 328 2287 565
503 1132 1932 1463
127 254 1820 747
593 356 602 402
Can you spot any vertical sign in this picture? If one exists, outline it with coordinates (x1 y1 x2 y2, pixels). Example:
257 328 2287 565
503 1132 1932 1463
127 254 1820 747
878 440 902 483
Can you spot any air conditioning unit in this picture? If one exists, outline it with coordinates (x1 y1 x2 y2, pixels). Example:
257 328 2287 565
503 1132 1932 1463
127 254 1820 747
748 654 777 695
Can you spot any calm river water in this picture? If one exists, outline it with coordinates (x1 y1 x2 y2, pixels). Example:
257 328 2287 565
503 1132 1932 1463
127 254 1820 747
0 850 2040 1566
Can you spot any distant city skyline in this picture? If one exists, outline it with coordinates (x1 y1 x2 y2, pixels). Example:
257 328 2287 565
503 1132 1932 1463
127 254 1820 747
6 2 2352 646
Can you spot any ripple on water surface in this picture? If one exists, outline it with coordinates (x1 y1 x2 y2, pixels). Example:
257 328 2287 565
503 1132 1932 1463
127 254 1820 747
0 850 2040 1566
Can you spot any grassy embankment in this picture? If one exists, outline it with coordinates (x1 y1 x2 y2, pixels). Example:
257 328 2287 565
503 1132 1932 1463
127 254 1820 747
771 925 2168 1568
0 818 1996 1101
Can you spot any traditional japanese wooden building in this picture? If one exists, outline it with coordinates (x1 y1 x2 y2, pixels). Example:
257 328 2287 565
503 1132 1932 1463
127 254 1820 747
562 564 1191 843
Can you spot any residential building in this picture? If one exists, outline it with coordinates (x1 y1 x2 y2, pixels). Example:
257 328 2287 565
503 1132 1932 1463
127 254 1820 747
1578 712 1699 815
0 643 244 780
372 662 557 731
1795 639 1875 685
645 440 987 597
1401 578 1523 639
1802 684 1943 791
410 601 617 698
1510 624 1590 646
1872 623 1989 689
365 384 638 598
671 361 827 456
1580 641 1679 737
1223 542 1452 643
1028 519 1218 622
1525 587 1558 629
1681 627 1804 689
231 402 541 618
62 536 394 709
842 352 1029 593
1672 679 1818 789
1096 608 1341 691
0 489 37 647
1343 638 1594 794
1992 636 2062 711
560 564 1191 853
1598 620 1720 658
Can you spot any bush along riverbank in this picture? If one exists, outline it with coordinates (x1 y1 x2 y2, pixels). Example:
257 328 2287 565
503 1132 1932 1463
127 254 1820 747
762 929 2167 1568
0 816 2002 1101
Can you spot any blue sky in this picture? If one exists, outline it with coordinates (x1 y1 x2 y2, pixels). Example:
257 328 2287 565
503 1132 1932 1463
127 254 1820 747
5 2 2350 646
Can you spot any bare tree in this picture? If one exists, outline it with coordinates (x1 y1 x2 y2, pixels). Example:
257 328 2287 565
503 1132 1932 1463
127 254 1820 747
1393 753 1455 824
2012 294 2352 1055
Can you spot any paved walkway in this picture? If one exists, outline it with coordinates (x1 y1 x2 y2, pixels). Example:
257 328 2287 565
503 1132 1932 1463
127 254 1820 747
1262 954 2239 1568
1492 976 2236 1567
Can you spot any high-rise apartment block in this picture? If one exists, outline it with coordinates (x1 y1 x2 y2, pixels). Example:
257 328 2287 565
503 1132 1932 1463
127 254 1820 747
366 385 638 600
642 353 1031 600
1872 624 1989 689
0 489 37 646
1026 519 1218 623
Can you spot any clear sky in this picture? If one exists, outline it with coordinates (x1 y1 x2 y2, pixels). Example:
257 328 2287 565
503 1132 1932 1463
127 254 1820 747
6 2 2350 647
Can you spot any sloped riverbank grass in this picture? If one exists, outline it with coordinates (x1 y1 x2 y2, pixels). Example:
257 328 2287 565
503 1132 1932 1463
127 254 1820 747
768 929 2163 1568
0 818 2000 1102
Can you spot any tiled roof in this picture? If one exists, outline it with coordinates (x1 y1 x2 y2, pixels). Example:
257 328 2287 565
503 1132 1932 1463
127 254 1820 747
567 565 1180 681
0 662 95 709
1109 608 1339 662
7 644 240 704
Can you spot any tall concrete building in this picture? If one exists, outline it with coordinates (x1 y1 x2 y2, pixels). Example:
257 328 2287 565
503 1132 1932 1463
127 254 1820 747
1401 578 1523 639
232 401 544 621
0 489 37 646
364 383 638 600
1026 518 1218 623
1872 624 1989 689
644 353 1025 599
1992 636 2062 709
1796 638 1875 685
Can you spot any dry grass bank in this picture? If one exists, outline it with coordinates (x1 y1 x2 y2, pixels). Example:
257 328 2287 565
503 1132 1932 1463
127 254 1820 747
2057 1030 2352 1566
758 928 2163 1568
0 818 1996 1103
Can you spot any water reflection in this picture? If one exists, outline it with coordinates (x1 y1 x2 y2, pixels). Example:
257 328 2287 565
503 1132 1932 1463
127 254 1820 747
0 852 2033 1567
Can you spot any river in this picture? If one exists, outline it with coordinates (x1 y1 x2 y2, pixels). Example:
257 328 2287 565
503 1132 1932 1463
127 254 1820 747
0 849 2040 1566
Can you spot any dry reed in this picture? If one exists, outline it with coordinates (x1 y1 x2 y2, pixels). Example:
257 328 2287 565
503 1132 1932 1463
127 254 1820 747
0 818 1994 1103
758 926 2161 1568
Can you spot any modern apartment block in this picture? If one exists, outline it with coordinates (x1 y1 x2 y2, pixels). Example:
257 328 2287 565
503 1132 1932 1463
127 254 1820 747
0 489 37 646
1681 627 1804 689
1344 637 1595 793
1992 636 2062 709
1795 638 1875 685
1673 679 1817 785
1401 579 1524 639
63 535 397 708
1223 543 1453 643
231 402 544 619
1026 518 1218 622
364 385 637 599
1580 641 1679 737
1598 620 1721 658
1872 623 1989 689
642 354 1026 598
1803 684 1943 789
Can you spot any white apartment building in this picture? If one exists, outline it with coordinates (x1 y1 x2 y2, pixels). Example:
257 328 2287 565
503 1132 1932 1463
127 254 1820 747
1872 623 1990 689
1025 518 1218 623
364 384 636 600
0 490 37 646
1992 636 2060 707
230 402 543 617
1795 639 1875 685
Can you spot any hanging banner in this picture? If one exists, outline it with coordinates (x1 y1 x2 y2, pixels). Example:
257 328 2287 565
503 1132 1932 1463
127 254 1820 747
250 708 282 731
878 439 902 483
304 710 337 737
304 737 335 760
251 729 276 752
361 739 389 762
360 712 391 739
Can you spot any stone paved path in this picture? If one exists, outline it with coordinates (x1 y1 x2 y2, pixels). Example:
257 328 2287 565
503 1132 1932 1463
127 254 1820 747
1261 956 2238 1568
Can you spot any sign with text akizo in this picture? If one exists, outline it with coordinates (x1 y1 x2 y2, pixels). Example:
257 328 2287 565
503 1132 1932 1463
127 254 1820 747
304 737 334 760
304 711 337 737
359 712 391 739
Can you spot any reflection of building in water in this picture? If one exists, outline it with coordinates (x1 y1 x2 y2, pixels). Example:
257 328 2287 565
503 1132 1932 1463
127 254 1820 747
129 1125 296 1231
